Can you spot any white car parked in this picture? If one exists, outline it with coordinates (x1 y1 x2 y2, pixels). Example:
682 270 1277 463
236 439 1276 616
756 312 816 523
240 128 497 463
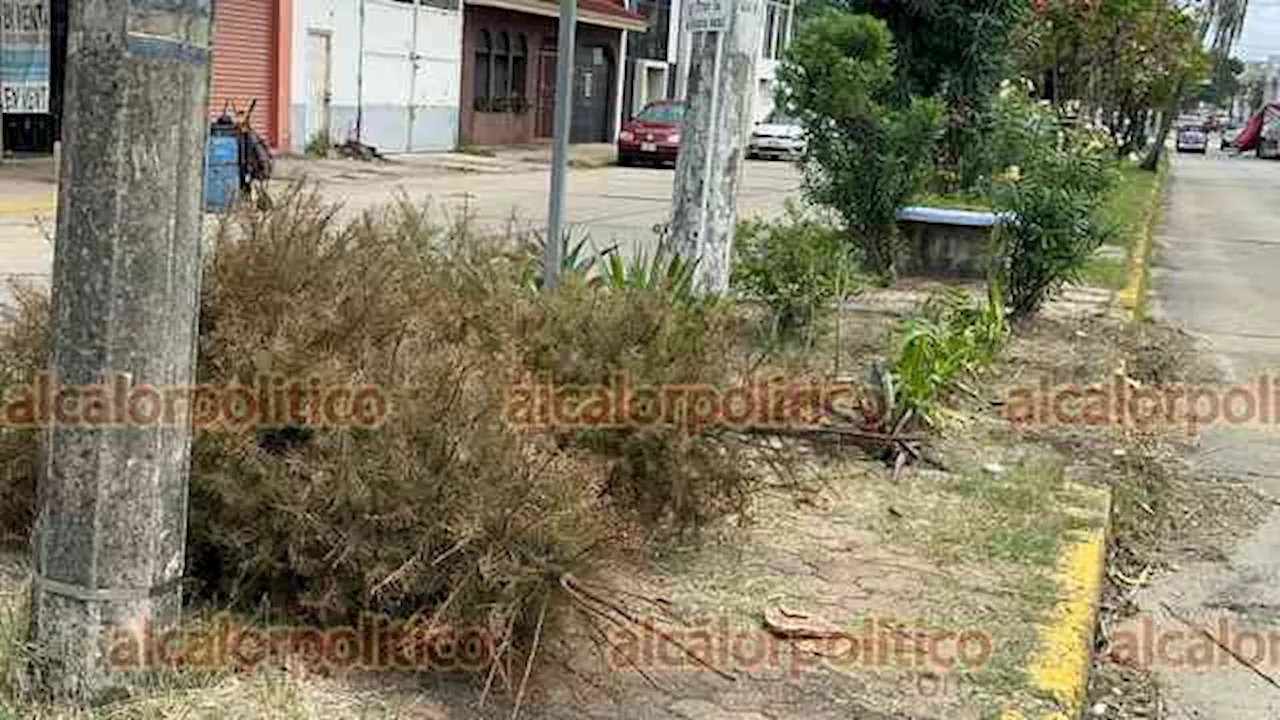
748 110 805 160
1175 124 1208 154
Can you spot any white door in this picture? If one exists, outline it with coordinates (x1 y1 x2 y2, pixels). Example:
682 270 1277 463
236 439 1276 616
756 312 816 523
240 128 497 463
363 1 462 152
306 31 332 147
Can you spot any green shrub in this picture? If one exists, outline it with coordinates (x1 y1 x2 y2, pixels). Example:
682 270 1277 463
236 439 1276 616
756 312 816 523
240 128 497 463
871 284 1009 432
777 10 944 285
731 204 859 339
988 91 1118 317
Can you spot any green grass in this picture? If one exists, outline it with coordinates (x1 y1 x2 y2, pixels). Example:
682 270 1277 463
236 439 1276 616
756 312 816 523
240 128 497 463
1100 162 1162 249
874 453 1080 569
1080 255 1127 290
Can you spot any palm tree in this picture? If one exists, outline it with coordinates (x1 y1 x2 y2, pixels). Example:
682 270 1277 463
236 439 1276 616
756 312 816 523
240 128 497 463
1141 0 1250 170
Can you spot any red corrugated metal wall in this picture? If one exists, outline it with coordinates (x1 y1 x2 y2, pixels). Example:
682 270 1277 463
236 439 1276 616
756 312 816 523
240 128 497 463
210 0 278 146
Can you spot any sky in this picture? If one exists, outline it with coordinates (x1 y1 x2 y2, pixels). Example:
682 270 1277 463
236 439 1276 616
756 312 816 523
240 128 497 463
1238 0 1280 61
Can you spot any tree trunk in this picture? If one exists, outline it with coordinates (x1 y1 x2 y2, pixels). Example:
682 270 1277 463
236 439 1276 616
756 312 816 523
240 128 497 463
670 3 765 294
1141 76 1185 171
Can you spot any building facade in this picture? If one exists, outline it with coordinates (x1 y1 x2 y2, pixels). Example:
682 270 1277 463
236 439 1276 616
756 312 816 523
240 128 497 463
1266 55 1280 107
752 0 794 122
211 0 293 150
458 0 644 146
621 0 681 120
290 0 464 154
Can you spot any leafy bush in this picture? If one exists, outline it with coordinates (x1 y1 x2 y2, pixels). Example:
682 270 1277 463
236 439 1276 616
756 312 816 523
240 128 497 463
988 88 1118 317
731 204 859 339
870 283 1009 432
777 10 944 285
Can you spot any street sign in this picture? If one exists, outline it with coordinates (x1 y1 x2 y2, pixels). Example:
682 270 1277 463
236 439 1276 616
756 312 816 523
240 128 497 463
687 0 730 33
0 0 51 114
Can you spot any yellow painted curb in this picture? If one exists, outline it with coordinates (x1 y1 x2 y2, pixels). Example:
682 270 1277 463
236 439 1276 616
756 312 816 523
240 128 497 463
1002 483 1110 720
1115 163 1168 319
0 197 55 217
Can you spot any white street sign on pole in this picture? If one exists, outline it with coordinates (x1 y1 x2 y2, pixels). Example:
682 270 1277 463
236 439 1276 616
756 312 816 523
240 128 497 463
687 0 731 33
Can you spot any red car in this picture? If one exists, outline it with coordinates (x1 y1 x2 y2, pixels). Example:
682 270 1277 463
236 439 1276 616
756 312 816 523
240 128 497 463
617 100 684 167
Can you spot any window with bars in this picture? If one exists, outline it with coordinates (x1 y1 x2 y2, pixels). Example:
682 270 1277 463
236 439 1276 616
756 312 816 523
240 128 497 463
474 28 531 113
761 0 791 60
630 0 670 61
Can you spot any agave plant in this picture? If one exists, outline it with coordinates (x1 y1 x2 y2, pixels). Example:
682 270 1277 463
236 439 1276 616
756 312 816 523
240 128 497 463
522 228 610 290
599 237 701 305
868 282 1010 435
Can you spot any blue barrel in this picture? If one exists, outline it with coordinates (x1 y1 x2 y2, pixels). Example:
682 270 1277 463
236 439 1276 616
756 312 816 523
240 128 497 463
204 121 240 213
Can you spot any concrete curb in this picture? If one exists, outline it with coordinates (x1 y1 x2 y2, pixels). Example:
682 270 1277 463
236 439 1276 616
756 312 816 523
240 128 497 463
1003 484 1112 720
1114 162 1169 318
1007 162 1167 718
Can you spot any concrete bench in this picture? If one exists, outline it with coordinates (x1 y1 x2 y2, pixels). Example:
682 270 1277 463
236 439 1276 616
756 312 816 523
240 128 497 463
896 206 1015 279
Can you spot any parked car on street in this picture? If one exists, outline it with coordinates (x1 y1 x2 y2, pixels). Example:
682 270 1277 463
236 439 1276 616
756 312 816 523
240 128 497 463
748 110 806 160
617 100 684 167
1175 124 1208 154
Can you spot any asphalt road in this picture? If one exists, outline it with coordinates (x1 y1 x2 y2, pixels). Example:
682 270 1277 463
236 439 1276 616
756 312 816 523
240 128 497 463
0 157 802 308
303 155 803 260
1139 146 1280 718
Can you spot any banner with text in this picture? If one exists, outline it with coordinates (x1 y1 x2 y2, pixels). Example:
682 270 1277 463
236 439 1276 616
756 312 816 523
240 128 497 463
0 0 50 114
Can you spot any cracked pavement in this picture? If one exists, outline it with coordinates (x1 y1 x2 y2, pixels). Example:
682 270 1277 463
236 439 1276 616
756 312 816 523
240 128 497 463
1135 148 1280 718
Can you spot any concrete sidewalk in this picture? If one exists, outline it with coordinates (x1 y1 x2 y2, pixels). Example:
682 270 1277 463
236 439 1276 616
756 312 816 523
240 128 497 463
1135 149 1280 718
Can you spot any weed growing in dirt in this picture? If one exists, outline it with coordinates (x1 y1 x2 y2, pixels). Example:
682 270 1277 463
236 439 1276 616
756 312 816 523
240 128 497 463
732 203 860 343
0 284 45 546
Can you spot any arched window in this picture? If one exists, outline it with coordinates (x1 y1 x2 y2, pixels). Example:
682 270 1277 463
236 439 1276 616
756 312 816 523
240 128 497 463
494 31 511 105
475 30 491 109
511 33 528 100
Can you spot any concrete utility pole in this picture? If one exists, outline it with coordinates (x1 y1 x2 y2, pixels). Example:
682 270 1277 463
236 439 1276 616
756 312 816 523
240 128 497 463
30 0 212 701
544 0 578 288
669 0 763 293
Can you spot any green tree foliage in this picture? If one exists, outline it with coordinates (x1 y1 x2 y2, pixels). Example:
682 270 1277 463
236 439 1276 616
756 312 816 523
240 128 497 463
1015 0 1208 158
1198 56 1245 108
777 10 944 284
987 90 1118 317
800 0 1026 190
